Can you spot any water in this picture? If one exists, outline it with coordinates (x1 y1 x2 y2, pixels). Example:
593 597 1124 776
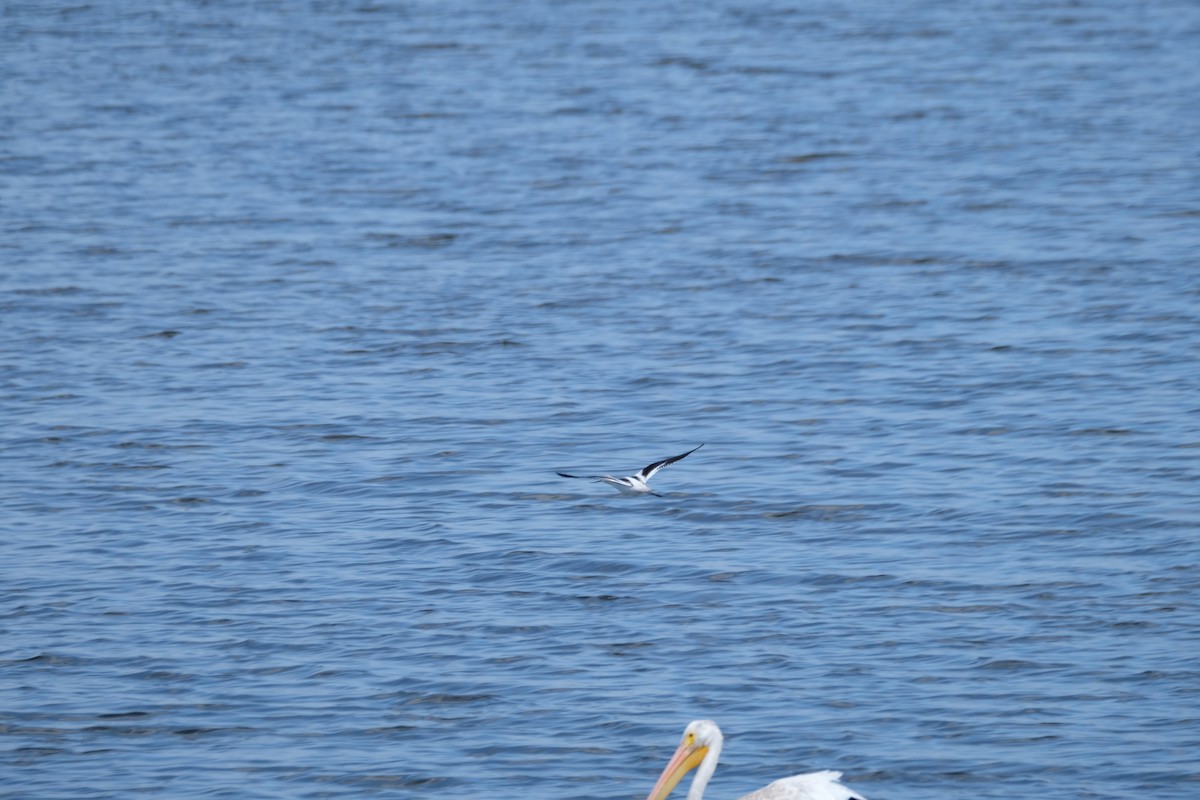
2 2 1199 798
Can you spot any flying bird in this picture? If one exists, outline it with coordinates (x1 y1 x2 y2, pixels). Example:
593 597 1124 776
556 444 704 496
645 720 866 800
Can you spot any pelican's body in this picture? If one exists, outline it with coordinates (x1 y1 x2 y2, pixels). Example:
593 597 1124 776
557 444 704 497
646 720 865 800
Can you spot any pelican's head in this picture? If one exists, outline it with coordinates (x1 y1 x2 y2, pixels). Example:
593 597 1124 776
645 720 724 800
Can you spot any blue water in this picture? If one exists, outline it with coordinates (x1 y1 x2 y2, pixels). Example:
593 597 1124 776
3 2 1199 799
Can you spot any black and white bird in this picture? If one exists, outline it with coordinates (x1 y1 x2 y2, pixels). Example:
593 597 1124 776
556 444 704 496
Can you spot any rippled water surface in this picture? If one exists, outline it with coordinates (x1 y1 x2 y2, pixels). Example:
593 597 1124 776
3 2 1199 799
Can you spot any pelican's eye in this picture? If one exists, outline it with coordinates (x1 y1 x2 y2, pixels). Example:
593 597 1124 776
685 732 695 745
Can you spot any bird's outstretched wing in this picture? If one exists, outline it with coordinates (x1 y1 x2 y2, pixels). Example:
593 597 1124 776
635 443 704 483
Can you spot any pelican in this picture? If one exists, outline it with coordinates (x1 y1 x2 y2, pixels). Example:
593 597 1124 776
645 720 866 800
556 444 704 497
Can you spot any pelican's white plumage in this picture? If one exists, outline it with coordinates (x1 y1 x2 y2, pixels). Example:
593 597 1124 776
557 444 704 496
645 720 866 800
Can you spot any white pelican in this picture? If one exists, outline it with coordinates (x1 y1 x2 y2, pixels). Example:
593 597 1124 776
645 720 866 800
557 444 704 497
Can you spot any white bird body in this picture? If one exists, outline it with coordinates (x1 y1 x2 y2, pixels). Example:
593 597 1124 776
557 444 704 497
645 720 865 800
735 772 864 800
